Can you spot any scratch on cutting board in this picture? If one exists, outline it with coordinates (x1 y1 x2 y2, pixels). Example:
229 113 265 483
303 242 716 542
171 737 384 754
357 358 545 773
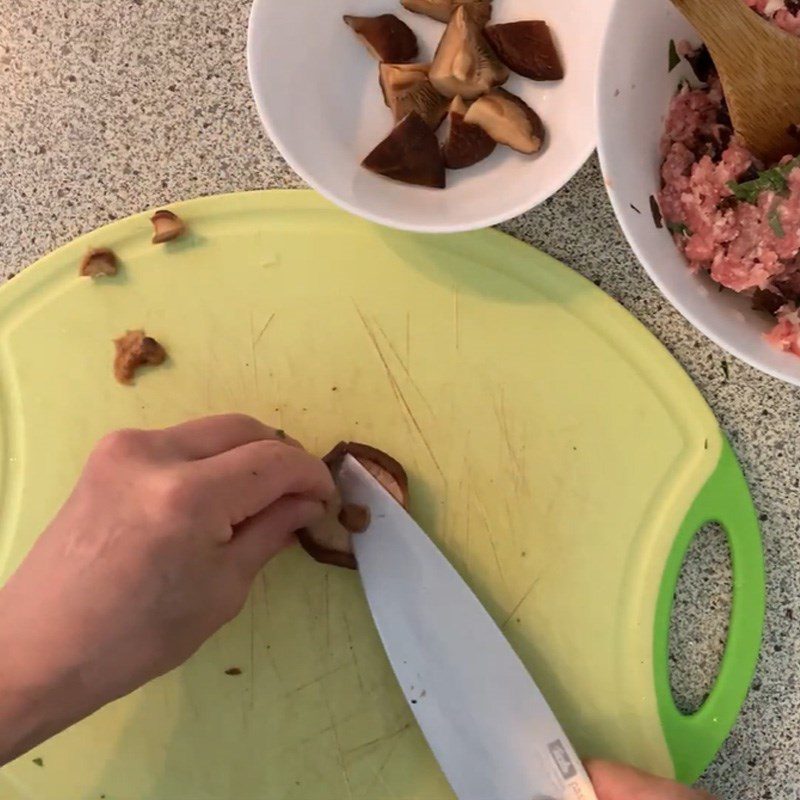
354 302 444 480
471 489 508 587
321 687 355 800
493 391 525 479
372 319 433 415
501 574 543 628
249 600 256 710
323 572 332 652
453 288 460 351
342 610 365 693
254 311 277 346
344 723 412 757
362 731 407 798
488 534 509 589
248 312 261 397
283 665 349 697
405 310 410 370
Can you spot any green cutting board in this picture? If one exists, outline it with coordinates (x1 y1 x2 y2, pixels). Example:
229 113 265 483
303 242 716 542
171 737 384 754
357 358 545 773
0 191 763 799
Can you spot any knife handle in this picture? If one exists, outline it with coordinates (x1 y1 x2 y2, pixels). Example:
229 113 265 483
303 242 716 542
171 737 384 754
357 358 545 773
653 436 764 784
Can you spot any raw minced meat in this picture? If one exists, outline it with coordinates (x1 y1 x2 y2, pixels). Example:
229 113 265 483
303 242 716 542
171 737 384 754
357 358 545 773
659 21 800 355
745 0 800 35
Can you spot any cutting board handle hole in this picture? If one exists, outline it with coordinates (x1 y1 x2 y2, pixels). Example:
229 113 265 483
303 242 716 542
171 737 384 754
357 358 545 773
668 521 732 716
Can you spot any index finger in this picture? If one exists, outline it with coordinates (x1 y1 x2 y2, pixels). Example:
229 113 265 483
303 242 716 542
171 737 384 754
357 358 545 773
190 438 336 527
161 414 301 459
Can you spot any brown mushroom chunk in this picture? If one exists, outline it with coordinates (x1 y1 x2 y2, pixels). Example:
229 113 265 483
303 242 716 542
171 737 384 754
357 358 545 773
339 503 372 533
379 63 449 129
463 88 544 154
150 209 186 244
113 330 167 385
429 5 508 100
484 21 564 81
344 14 419 63
442 95 496 169
298 442 409 570
401 0 491 26
362 112 446 189
328 442 409 507
79 248 118 278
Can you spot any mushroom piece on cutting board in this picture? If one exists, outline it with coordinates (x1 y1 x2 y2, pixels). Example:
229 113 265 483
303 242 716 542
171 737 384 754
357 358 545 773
298 442 409 569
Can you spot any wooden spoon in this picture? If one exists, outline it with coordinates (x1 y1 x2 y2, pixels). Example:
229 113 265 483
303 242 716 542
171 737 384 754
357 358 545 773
671 0 800 163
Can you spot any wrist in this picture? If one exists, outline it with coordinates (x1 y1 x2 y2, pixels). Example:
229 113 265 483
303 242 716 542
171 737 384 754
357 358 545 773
0 588 97 764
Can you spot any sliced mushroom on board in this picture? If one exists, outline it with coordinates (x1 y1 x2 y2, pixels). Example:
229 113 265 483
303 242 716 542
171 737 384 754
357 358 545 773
298 442 409 569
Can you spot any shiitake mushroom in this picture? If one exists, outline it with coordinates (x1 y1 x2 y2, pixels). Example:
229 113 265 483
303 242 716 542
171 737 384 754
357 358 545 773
298 442 409 570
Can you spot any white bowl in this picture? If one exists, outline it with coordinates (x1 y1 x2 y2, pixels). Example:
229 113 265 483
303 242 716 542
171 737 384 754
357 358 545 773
597 0 800 386
248 0 613 233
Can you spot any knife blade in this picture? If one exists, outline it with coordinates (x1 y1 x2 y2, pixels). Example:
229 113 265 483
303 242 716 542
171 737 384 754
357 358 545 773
337 455 598 800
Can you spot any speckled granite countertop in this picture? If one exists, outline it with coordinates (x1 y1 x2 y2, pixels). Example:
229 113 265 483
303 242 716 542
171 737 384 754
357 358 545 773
0 2 796 798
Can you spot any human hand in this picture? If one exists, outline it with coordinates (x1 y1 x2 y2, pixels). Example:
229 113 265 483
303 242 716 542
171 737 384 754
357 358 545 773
0 414 335 764
586 760 717 800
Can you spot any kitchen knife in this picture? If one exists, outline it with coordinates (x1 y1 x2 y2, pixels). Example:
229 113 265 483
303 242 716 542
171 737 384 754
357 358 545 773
337 455 599 800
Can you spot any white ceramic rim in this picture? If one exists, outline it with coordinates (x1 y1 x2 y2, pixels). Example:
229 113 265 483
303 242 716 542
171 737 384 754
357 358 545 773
595 2 800 387
247 0 601 233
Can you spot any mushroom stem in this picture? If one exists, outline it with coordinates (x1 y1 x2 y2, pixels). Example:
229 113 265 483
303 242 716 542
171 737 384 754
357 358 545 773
429 5 508 100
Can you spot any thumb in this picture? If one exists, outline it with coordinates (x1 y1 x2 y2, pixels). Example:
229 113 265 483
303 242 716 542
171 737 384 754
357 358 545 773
585 760 716 800
229 496 326 576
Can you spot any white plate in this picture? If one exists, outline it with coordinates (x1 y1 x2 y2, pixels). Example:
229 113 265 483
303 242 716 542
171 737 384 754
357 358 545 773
597 0 800 386
248 0 613 232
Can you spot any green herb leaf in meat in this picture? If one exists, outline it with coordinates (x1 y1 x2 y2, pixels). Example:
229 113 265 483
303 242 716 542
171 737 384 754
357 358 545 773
666 221 690 235
768 208 786 238
668 39 680 72
727 156 800 204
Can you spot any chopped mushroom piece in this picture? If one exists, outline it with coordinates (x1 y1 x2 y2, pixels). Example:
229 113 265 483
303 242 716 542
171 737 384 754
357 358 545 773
442 95 496 168
344 14 419 62
339 503 371 533
79 248 118 278
429 5 508 100
401 0 491 26
362 112 446 188
484 21 564 81
113 330 167 385
379 63 449 129
464 88 544 154
329 442 410 507
150 209 186 244
299 442 409 569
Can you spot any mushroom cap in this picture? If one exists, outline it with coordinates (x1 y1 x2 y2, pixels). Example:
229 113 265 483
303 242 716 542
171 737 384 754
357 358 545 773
362 112 446 189
442 96 497 169
298 442 410 570
343 14 419 63
401 0 492 26
484 21 564 81
463 88 545 154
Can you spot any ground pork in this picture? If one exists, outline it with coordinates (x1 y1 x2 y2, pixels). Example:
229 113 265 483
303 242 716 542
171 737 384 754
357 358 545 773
659 8 800 354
